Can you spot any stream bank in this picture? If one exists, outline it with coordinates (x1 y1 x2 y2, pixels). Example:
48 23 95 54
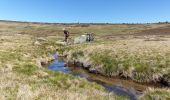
48 59 157 100
66 59 170 88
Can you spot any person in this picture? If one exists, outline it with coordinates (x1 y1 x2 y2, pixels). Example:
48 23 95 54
63 29 70 42
86 33 94 42
54 49 59 60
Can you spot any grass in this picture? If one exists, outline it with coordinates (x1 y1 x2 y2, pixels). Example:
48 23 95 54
91 51 119 76
13 63 38 76
140 88 170 100
72 50 84 59
66 38 170 83
0 21 130 99
0 20 170 99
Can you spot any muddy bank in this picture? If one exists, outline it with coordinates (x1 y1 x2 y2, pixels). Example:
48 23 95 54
66 60 170 87
48 59 147 100
38 52 170 88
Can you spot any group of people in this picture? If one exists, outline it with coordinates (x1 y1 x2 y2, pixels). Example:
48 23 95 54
63 28 94 42
53 29 94 60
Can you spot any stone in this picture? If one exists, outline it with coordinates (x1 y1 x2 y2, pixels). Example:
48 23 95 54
74 35 87 44
89 67 98 74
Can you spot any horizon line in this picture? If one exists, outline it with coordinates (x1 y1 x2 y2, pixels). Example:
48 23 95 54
0 19 169 25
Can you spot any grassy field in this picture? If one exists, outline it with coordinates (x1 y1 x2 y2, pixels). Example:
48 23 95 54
0 20 170 99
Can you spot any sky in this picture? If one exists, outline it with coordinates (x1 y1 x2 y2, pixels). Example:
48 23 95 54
0 0 170 23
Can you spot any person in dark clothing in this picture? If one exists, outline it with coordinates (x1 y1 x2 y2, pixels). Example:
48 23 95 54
86 33 94 42
63 30 69 42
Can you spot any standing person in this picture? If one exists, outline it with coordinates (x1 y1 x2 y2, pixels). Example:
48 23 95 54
63 29 70 42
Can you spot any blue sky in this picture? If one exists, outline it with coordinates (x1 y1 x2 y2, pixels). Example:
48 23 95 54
0 0 170 23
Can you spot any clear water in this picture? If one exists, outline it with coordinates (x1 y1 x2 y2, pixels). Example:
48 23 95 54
48 60 146 100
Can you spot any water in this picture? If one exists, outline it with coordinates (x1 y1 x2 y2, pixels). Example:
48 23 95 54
48 60 146 100
48 60 70 73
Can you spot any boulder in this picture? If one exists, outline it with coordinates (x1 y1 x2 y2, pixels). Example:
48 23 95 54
74 35 87 44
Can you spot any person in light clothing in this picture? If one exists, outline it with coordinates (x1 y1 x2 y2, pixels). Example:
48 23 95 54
54 49 59 60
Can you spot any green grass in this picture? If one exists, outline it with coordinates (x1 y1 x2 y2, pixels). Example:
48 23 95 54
13 63 38 76
140 89 170 100
1 21 170 99
66 38 170 83
72 50 84 59
0 51 22 63
91 51 119 76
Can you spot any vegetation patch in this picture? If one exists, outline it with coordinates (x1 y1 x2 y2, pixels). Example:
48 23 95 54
140 88 170 100
71 50 84 59
91 51 119 76
13 63 38 75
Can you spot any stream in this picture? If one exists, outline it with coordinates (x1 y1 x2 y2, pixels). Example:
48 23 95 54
48 59 149 100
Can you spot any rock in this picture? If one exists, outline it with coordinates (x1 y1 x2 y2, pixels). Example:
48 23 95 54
74 35 87 44
89 67 98 74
